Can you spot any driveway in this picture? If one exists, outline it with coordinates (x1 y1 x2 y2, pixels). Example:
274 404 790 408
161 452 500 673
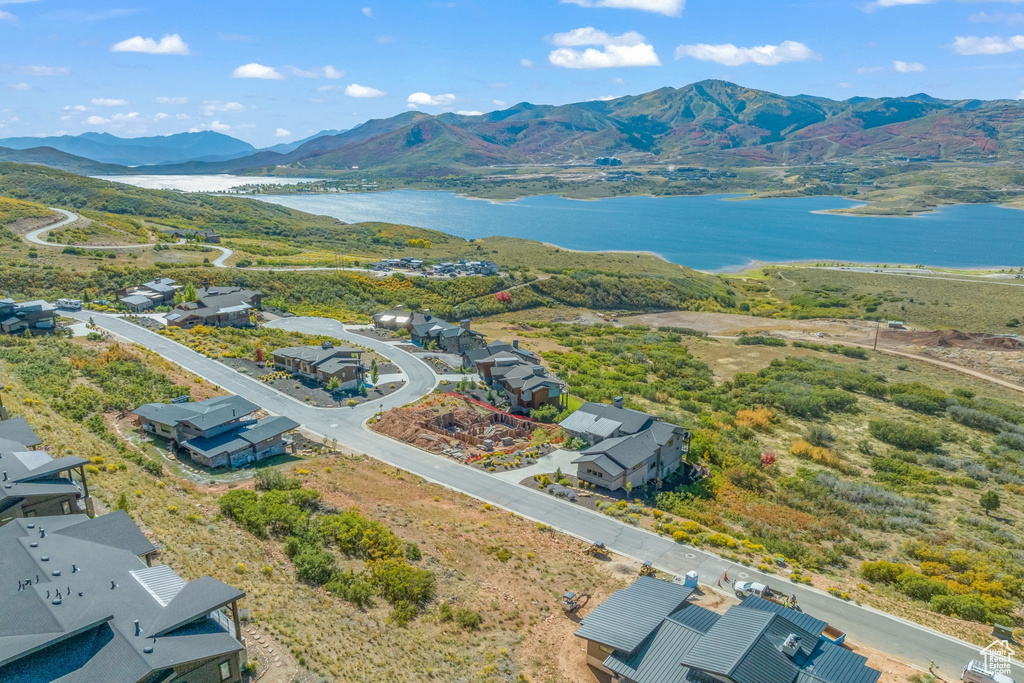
494 448 579 483
74 310 1022 676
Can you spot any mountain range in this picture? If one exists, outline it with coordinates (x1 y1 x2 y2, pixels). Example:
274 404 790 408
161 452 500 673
5 81 1023 176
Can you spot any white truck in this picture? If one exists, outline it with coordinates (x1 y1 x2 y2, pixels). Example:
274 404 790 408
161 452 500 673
732 580 846 645
962 661 1015 683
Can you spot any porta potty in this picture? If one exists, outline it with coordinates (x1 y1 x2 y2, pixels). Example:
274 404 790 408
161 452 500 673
683 571 699 589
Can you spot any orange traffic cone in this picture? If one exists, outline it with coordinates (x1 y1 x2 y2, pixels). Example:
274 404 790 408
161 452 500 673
723 571 729 583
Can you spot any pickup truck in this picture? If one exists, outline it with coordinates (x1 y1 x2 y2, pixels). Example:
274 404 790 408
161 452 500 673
962 660 1015 683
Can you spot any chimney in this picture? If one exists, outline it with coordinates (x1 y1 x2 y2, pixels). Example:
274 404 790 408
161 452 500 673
461 319 471 331
110 580 117 590
423 309 431 320
512 339 519 349
321 341 334 349
781 634 802 658
396 304 404 311
533 366 545 377
135 620 141 636
613 396 624 409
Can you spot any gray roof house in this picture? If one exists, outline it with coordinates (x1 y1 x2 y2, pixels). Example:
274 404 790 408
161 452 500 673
0 417 43 449
133 396 298 469
0 299 57 335
576 577 880 683
164 287 261 329
271 343 365 390
116 278 181 312
563 400 690 492
372 307 484 354
0 512 248 683
0 435 94 525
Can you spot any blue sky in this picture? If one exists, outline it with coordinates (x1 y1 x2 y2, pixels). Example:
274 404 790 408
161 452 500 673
1 0 1023 146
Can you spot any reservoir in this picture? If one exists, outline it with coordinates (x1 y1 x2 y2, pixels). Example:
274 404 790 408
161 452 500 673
257 191 1024 272
102 176 1024 272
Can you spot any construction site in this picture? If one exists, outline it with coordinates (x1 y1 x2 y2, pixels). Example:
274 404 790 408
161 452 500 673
371 395 558 467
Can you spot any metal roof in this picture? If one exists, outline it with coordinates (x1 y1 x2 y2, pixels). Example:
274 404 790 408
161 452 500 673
131 565 186 607
559 411 622 439
681 607 775 677
0 418 41 448
797 640 881 683
667 605 721 634
133 395 259 430
741 595 828 636
573 401 654 435
574 577 694 654
604 618 703 683
52 510 156 557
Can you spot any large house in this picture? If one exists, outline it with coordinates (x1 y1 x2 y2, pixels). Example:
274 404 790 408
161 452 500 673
576 576 880 683
463 340 564 414
133 395 298 469
0 299 57 335
372 307 484 354
0 512 248 683
164 286 261 329
561 399 690 491
271 342 365 389
115 278 181 312
162 227 221 243
0 417 94 524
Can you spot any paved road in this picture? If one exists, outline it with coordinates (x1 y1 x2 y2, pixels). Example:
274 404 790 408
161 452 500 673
76 311 1017 676
25 208 185 250
209 245 233 267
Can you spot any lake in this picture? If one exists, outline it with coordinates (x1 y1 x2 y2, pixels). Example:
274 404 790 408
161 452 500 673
95 174 319 193
101 176 1024 272
257 191 1024 272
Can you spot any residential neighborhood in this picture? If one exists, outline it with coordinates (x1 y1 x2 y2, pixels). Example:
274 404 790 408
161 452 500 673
133 395 299 469
116 277 181 312
575 576 881 683
372 306 484 354
461 339 567 415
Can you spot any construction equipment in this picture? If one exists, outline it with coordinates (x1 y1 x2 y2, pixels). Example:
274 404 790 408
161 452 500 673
561 590 590 613
585 542 609 558
638 561 656 577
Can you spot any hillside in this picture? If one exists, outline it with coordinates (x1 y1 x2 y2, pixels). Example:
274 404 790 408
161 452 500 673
120 80 1024 177
0 131 256 166
0 146 128 175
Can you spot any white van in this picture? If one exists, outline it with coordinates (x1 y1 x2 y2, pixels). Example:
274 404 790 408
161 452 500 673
963 660 1015 683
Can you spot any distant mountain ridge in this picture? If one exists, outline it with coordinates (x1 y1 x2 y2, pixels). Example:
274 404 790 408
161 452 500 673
0 131 258 166
7 81 1024 176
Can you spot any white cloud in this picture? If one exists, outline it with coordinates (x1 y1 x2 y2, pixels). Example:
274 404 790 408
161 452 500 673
864 0 937 10
520 58 533 67
288 64 344 79
549 27 660 68
155 96 188 105
90 97 128 107
971 12 1024 26
2 82 31 91
856 65 885 73
176 113 190 120
407 92 456 107
893 60 926 72
3 64 69 76
551 27 646 47
192 120 232 133
953 35 1024 55
561 0 684 17
275 127 291 137
674 40 815 66
111 112 139 121
203 100 245 114
457 110 483 116
345 83 387 98
493 99 506 107
86 115 109 125
231 63 284 79
154 112 169 120
111 34 189 55
0 10 14 20
596 94 620 100
64 104 89 112
362 6 372 16
317 85 341 92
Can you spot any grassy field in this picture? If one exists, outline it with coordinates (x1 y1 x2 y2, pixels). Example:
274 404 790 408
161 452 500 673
760 267 1024 332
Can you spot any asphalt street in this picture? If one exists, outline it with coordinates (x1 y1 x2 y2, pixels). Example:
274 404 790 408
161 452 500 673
75 312 1018 677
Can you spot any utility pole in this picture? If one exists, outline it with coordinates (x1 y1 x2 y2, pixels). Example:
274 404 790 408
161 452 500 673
873 320 880 351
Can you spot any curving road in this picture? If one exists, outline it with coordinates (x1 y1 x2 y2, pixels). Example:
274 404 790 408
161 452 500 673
25 208 184 250
72 311 1017 676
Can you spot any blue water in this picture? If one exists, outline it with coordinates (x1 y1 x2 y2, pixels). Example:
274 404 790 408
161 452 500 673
254 191 1024 272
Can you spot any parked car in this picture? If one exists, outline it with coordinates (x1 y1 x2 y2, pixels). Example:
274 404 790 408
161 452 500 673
962 661 1015 683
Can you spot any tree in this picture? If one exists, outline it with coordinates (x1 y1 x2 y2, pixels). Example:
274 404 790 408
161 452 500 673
326 376 341 392
358 383 368 397
182 282 198 303
980 490 1001 516
254 347 266 363
371 363 379 386
114 491 132 512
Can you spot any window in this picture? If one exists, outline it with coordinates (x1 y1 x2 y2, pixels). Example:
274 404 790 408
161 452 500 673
61 500 71 515
220 661 231 681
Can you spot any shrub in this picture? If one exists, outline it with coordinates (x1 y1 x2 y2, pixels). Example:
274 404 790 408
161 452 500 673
736 335 786 347
929 594 990 623
805 424 834 448
861 560 910 584
735 407 777 433
896 571 950 601
293 545 337 585
454 607 483 630
868 419 942 451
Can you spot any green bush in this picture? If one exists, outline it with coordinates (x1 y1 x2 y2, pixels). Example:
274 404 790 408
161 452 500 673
868 419 942 451
736 335 786 347
860 560 910 584
293 545 337 585
896 571 950 601
454 607 483 630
